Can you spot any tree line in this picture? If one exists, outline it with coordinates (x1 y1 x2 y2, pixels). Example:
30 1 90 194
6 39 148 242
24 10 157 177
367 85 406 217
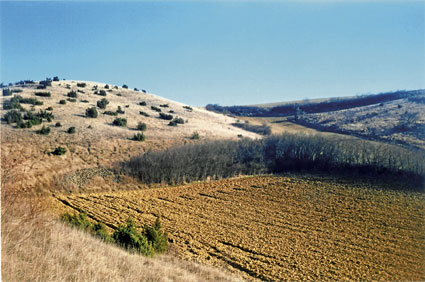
123 133 425 190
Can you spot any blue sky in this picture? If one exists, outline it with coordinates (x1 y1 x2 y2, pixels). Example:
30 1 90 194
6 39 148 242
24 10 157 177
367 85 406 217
1 1 424 106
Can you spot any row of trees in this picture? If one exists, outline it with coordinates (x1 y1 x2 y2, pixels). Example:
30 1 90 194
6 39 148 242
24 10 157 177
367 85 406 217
124 133 425 189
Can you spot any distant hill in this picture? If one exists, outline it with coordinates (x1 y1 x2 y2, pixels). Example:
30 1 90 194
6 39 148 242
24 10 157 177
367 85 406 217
206 90 425 117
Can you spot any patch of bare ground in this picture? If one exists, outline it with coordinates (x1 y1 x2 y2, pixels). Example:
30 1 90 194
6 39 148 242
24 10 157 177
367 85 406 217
52 175 425 281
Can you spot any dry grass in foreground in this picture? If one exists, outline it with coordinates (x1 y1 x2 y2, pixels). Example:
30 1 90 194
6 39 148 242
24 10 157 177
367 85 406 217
1 207 243 282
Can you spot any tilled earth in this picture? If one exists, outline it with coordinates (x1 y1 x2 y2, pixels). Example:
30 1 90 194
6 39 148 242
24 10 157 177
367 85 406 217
53 175 425 281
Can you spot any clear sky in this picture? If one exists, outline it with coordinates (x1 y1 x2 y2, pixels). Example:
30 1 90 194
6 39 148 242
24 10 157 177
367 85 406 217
1 1 424 106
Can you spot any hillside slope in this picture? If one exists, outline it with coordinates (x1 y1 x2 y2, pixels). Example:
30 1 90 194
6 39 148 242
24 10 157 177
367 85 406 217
1 79 259 191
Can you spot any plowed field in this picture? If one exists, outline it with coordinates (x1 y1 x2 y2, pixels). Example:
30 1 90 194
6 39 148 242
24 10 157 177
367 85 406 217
53 175 425 281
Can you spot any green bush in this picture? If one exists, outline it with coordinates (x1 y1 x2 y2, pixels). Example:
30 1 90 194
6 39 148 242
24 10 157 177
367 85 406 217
139 101 147 106
98 90 107 96
112 218 153 256
61 212 113 242
53 76 60 81
46 107 53 111
77 82 87 87
4 110 22 124
23 111 43 126
59 99 66 105
3 88 12 96
173 117 184 124
97 98 109 109
3 96 20 109
36 110 54 120
159 104 169 108
168 121 177 126
190 132 200 140
151 106 161 112
52 146 67 155
17 121 33 128
137 122 147 131
67 98 77 103
104 84 109 89
86 107 98 118
103 111 118 116
132 133 146 141
36 125 50 135
55 122 62 127
159 113 173 120
183 105 193 111
67 91 77 98
122 84 128 89
139 111 149 117
80 99 89 103
67 126 76 134
144 217 168 253
11 89 23 93
35 92 51 97
113 118 127 127
117 106 125 114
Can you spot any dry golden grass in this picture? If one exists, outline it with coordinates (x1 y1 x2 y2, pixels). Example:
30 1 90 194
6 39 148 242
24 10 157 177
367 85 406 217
1 80 260 192
53 175 425 281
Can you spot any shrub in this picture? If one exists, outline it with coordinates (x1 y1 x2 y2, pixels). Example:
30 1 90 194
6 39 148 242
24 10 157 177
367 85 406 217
36 125 50 135
116 93 122 96
98 90 107 96
4 110 22 124
190 132 200 140
104 84 109 89
55 122 62 127
3 96 21 109
117 106 125 114
122 84 128 89
23 112 42 126
139 111 149 117
17 121 33 128
173 117 184 124
67 91 77 98
85 107 98 118
37 85 46 89
113 118 127 127
46 107 53 111
2 88 12 96
134 88 139 91
11 89 23 93
137 122 147 131
35 92 51 97
169 110 175 113
159 104 169 108
39 80 52 87
59 99 66 105
77 90 85 93
67 126 76 134
53 76 60 81
112 218 153 256
168 121 177 126
142 89 146 93
61 212 113 242
103 111 118 116
92 85 98 90
125 105 129 108
132 133 146 141
151 106 161 112
80 99 89 103
159 113 173 120
52 146 67 155
139 101 147 106
97 98 109 109
77 83 87 88
67 98 76 103
36 110 54 120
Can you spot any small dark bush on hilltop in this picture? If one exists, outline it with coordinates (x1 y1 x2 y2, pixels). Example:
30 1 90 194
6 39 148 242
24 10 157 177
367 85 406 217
139 111 149 117
137 122 147 131
86 107 98 118
36 125 50 135
59 100 66 105
98 90 107 96
97 98 109 109
117 106 125 114
67 91 77 98
103 111 118 116
35 92 51 97
132 133 146 141
52 146 67 155
159 113 173 120
3 88 12 96
139 101 147 106
53 76 60 82
160 104 169 108
77 83 87 88
113 118 127 127
4 110 22 124
67 126 76 134
104 84 109 89
183 105 193 112
122 84 128 89
151 106 161 112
